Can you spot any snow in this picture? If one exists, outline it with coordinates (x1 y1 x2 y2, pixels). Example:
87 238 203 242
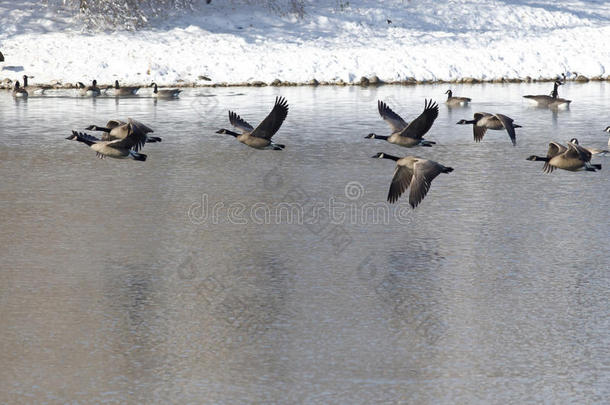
1 0 610 86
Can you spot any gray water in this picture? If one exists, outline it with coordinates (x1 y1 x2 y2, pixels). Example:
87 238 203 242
1 82 609 404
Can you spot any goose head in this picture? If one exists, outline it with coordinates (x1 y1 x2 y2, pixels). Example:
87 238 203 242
456 119 469 125
445 89 452 97
371 152 385 159
569 138 579 145
14 80 21 89
365 133 376 139
150 82 158 93
604 126 610 133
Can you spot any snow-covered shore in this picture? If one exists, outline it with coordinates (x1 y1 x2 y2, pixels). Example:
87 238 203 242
1 0 610 87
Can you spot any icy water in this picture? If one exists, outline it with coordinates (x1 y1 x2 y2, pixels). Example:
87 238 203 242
1 82 609 404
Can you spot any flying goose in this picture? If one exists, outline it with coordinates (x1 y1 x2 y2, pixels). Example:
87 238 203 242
569 138 608 156
106 80 140 96
216 96 288 150
85 119 160 147
526 139 601 172
150 82 181 98
12 81 28 98
77 80 101 96
604 126 610 146
66 119 152 160
372 153 453 208
457 113 521 146
366 99 438 147
523 80 571 108
22 75 51 94
445 90 471 106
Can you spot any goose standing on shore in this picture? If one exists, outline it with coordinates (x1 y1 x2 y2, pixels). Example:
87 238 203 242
150 83 181 98
12 81 28 98
216 96 288 150
457 113 521 146
85 119 161 145
523 80 571 108
526 140 601 172
445 89 471 106
366 99 438 147
66 119 152 161
372 153 453 207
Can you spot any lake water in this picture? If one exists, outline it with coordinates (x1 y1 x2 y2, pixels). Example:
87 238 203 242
1 82 609 404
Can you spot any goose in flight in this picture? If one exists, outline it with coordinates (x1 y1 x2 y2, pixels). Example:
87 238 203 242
526 139 601 172
372 153 453 208
457 113 521 146
66 119 152 161
216 96 288 150
85 119 161 147
366 99 438 147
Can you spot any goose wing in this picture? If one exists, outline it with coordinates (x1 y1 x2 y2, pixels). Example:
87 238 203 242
388 164 414 204
106 119 127 129
229 111 254 133
250 96 289 139
494 114 517 146
543 142 567 173
566 142 592 162
399 99 438 139
107 119 151 152
409 159 445 208
378 100 408 132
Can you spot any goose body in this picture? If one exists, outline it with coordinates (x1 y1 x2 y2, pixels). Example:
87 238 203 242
22 75 51 95
66 119 152 160
445 90 471 106
568 138 608 156
12 81 28 98
527 139 601 172
78 80 101 96
150 83 181 98
85 119 160 148
366 99 438 147
106 80 139 96
457 112 520 146
216 96 288 150
372 153 453 208
523 81 571 108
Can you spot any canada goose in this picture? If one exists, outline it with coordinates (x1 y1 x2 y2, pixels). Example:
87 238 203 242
12 81 28 98
445 90 471 106
66 119 152 161
77 80 101 96
604 126 610 146
22 75 51 94
372 153 453 207
526 140 601 172
365 99 438 147
523 80 571 108
106 80 139 96
150 82 181 98
216 96 288 150
85 119 160 147
456 113 521 146
569 138 608 156
0 51 4 62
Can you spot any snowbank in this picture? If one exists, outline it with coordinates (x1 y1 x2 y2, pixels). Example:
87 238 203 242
1 0 609 86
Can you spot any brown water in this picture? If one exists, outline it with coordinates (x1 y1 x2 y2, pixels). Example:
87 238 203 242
1 82 609 403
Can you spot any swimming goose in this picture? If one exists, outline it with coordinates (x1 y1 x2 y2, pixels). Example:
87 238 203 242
85 119 160 148
445 90 471 106
66 119 151 161
216 96 288 150
78 80 101 96
366 99 438 147
106 80 140 96
22 75 51 94
523 80 571 108
569 138 608 156
604 126 610 146
150 82 181 98
12 81 28 98
372 153 453 207
526 140 601 172
457 113 521 146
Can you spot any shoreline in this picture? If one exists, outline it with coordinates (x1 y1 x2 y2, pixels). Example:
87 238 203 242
1 74 607 90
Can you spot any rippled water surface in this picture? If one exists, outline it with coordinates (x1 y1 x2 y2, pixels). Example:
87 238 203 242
1 82 609 403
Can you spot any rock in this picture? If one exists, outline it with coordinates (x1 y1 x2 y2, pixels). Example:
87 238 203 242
336 79 346 86
359 76 369 86
590 75 603 81
525 76 532 83
575 75 589 82
270 79 282 86
250 80 267 87
308 78 319 86
401 77 417 85
369 75 380 85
